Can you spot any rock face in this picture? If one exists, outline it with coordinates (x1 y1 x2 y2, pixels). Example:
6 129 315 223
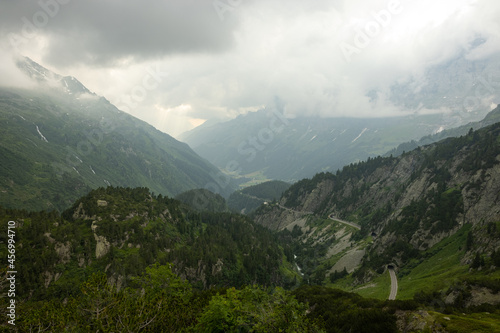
54 241 72 264
97 200 108 207
94 234 111 259
329 249 365 274
92 220 110 259
254 122 500 283
253 206 308 231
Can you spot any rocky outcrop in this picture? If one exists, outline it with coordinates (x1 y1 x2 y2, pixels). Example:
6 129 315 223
72 202 90 220
97 200 108 207
92 220 110 259
329 248 365 274
54 241 72 264
94 234 111 259
253 205 310 231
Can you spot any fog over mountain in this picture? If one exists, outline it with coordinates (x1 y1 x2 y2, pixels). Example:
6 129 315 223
3 2 500 332
0 57 233 211
1 0 499 137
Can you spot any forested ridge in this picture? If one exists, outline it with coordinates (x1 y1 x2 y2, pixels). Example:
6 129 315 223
260 122 500 269
1 187 415 332
228 180 291 214
1 123 500 331
0 78 233 212
252 122 500 327
1 187 299 299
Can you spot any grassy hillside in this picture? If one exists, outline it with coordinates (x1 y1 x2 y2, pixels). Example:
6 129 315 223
228 180 290 214
0 84 232 211
175 189 229 213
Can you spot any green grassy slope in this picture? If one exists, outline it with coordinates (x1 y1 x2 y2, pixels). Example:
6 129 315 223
0 87 231 211
228 180 290 214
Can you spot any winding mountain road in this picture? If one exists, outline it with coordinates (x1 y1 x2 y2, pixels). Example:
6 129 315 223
388 267 398 300
328 214 398 300
278 207 397 299
328 214 361 230
277 204 314 215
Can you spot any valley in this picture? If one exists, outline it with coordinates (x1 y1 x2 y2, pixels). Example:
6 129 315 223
251 120 500 320
1 57 500 332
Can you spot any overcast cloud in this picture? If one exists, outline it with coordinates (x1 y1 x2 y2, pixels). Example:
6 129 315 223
1 0 499 137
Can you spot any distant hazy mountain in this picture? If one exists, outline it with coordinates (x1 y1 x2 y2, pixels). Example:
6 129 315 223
181 53 500 183
0 57 232 211
180 108 471 182
388 54 500 126
385 104 500 157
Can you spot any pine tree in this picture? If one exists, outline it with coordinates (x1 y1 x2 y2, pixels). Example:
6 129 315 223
492 250 500 267
466 232 474 251
471 253 482 269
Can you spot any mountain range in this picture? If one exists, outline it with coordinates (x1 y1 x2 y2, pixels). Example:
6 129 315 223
180 106 496 183
3 113 499 332
253 120 500 304
1 57 500 332
0 57 233 211
386 105 500 157
179 53 500 184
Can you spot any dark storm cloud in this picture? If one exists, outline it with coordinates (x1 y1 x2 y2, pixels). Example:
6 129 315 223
1 0 239 67
2 0 499 137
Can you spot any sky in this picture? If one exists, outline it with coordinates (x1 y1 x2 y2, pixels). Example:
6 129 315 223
1 0 500 138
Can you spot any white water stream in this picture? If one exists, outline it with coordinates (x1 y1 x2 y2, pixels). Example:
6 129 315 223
294 255 304 276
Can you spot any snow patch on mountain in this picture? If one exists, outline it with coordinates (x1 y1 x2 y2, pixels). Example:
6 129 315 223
36 125 49 142
351 128 368 143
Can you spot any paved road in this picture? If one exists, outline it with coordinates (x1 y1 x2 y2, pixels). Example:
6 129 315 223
388 268 398 300
328 214 398 300
328 214 361 230
276 204 314 215
280 209 397 299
